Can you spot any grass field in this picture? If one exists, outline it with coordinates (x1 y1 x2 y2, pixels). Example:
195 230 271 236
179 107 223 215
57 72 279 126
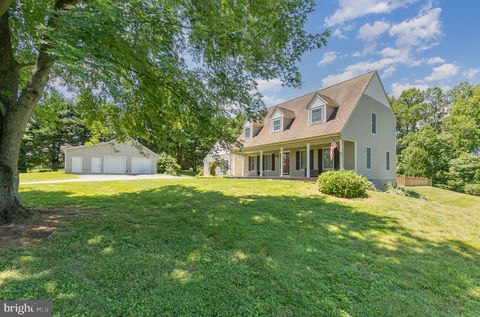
19 170 79 183
1 179 479 316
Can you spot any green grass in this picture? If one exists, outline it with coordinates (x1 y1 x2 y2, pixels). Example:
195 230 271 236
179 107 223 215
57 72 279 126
20 170 79 183
1 179 479 316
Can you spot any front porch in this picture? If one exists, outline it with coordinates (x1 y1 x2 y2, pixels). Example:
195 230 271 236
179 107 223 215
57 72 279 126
235 136 356 179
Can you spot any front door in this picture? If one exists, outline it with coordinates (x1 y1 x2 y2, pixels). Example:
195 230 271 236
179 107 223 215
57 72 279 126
282 152 290 175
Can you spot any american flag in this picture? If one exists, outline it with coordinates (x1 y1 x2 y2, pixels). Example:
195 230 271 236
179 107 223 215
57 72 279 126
330 139 337 160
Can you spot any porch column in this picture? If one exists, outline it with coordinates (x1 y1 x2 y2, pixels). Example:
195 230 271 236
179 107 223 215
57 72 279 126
280 147 284 176
339 139 344 170
306 143 311 177
242 155 246 177
259 150 263 177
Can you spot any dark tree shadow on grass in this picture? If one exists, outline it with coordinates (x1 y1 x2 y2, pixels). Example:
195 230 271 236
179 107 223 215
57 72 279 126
0 185 479 316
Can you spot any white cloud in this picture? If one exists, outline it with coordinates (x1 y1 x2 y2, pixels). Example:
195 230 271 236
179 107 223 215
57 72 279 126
462 68 480 80
318 51 340 67
257 79 282 93
389 6 442 49
382 66 396 78
261 95 285 106
426 56 445 64
425 63 459 81
325 0 418 26
358 20 390 42
391 82 429 97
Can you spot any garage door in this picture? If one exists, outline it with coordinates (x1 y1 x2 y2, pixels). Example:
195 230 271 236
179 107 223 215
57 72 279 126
131 157 151 174
104 156 126 174
72 156 83 173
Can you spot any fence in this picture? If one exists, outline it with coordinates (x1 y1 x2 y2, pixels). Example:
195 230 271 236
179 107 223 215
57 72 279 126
396 175 432 187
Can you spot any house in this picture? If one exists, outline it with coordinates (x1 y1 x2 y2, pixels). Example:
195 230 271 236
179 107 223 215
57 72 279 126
63 141 157 174
205 71 396 188
203 143 233 176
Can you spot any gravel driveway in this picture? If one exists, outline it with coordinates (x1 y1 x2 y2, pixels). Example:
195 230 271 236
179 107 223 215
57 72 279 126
21 174 182 185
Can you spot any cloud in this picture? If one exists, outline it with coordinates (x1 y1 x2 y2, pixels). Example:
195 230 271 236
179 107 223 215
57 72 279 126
425 63 459 81
382 66 396 78
426 56 445 65
325 0 418 26
391 82 429 97
462 68 480 80
389 6 442 49
257 79 282 93
358 20 390 42
261 95 285 106
318 51 340 66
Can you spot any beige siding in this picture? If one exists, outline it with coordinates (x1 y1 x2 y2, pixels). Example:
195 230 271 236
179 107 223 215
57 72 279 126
343 140 355 170
342 93 396 188
64 142 156 174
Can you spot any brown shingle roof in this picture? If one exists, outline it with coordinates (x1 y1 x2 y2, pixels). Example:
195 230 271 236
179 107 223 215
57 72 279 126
242 71 376 148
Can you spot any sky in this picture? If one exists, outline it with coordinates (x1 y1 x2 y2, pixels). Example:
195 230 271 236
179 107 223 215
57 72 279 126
258 0 480 106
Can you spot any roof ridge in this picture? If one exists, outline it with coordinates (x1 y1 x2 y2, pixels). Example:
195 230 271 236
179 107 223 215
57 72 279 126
264 70 377 110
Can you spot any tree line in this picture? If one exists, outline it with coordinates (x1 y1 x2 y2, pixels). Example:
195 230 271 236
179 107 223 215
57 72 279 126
391 82 480 195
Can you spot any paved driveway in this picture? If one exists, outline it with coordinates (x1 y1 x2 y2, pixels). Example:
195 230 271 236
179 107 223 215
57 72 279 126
21 174 182 185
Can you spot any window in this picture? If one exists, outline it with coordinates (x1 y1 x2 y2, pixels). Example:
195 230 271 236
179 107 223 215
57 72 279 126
248 156 255 171
221 159 229 172
272 118 281 132
296 151 307 170
311 106 324 124
386 152 390 170
323 148 333 170
262 155 272 170
366 147 372 169
244 127 251 139
371 113 377 134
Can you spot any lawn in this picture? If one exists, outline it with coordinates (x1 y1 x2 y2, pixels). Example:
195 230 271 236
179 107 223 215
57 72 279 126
1 179 479 316
20 170 79 183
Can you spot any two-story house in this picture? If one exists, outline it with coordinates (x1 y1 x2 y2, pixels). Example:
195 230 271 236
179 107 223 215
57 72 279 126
204 71 396 188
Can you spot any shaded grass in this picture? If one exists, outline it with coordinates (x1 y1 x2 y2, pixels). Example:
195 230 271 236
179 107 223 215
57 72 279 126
0 179 479 316
20 171 79 183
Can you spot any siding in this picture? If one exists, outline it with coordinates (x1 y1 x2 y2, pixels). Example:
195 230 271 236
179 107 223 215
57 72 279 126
343 140 355 170
64 142 156 174
342 93 396 188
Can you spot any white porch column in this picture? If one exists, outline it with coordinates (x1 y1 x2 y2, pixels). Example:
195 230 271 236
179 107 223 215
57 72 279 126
306 143 311 177
259 150 263 177
280 147 284 176
242 155 246 177
339 139 345 170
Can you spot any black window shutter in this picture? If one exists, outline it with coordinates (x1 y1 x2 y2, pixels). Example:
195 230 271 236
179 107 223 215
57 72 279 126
271 154 275 171
296 151 300 170
318 149 323 172
257 156 260 170
310 150 314 170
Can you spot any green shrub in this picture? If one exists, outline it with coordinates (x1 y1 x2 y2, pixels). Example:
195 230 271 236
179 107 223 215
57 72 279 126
196 168 204 177
317 170 374 198
464 183 480 196
157 153 180 175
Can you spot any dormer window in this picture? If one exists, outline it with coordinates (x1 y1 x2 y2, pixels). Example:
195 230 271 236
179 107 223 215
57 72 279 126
244 127 251 139
311 107 324 124
272 118 281 132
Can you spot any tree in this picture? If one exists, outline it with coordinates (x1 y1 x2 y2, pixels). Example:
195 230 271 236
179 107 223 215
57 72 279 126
445 153 480 192
0 0 328 222
423 87 450 132
21 90 90 171
444 86 480 154
391 88 426 141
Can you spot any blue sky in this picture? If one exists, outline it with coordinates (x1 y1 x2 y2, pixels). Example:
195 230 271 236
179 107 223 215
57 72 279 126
258 0 480 105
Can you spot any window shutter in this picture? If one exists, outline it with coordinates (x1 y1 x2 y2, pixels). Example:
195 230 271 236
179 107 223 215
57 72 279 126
310 150 314 170
257 156 260 171
296 151 300 170
318 149 323 172
271 154 275 171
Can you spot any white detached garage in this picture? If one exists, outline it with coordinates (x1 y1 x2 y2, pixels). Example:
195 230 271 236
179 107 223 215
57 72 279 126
63 141 157 174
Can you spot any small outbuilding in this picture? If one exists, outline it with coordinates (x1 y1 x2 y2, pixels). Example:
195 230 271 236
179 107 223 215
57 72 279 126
63 141 157 174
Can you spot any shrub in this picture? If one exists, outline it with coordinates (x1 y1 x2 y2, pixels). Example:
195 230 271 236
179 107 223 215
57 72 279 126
317 170 373 198
157 153 180 175
464 183 480 196
196 168 204 177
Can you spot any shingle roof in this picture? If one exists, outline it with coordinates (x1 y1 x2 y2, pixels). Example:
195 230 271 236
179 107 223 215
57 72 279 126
242 71 376 148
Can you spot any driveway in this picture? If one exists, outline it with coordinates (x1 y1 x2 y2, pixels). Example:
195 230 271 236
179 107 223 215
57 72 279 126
21 174 183 185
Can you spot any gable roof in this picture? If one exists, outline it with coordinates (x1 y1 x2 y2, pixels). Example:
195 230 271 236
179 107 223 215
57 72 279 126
63 140 158 157
268 106 295 119
241 71 376 148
